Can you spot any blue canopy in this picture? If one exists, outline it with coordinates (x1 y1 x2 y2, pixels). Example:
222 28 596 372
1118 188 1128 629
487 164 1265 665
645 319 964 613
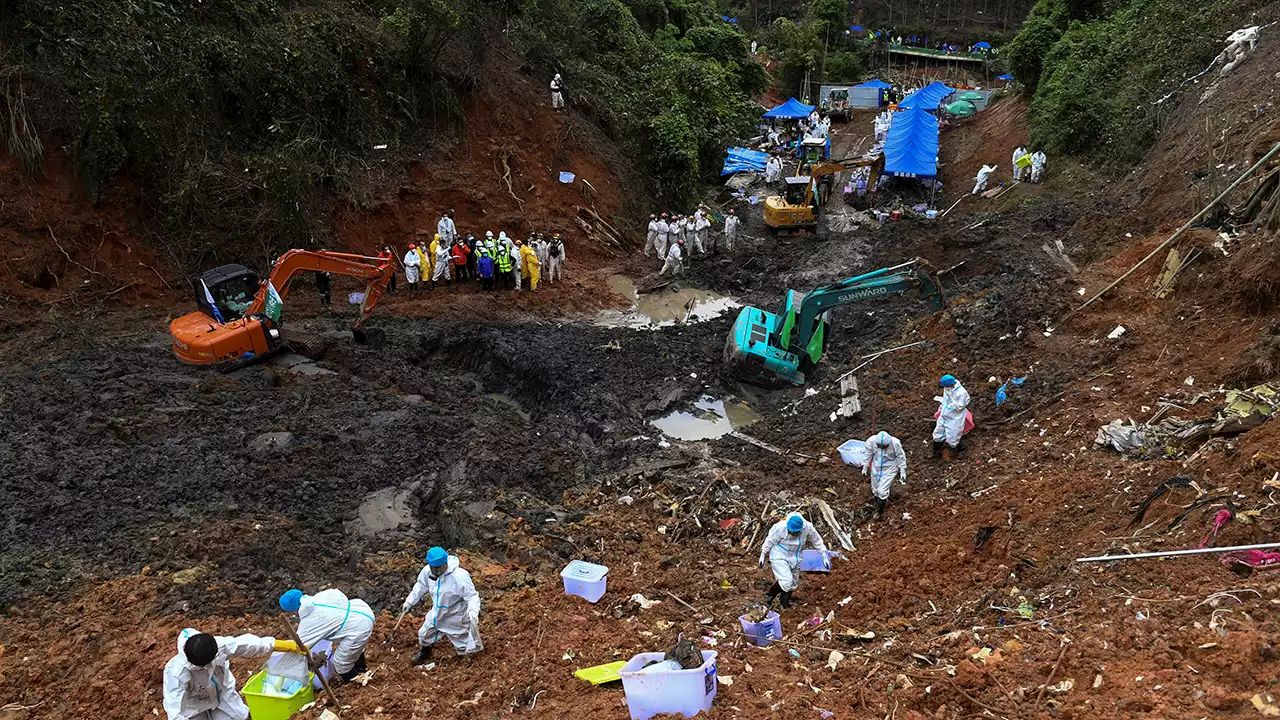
898 81 956 111
763 97 816 120
883 106 939 178
850 24 864 31
721 147 769 176
857 79 891 89
974 41 992 49
996 73 1014 81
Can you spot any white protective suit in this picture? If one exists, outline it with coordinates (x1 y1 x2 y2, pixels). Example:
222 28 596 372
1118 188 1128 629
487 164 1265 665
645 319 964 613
659 242 683 276
759 518 828 592
403 249 421 284
932 380 972 448
1030 152 1046 183
972 164 996 195
296 589 376 675
550 74 564 109
163 629 276 720
535 238 549 268
1012 146 1027 182
693 211 710 255
765 157 782 183
509 242 523 290
722 213 739 251
546 238 566 283
655 218 670 259
862 431 907 501
432 242 451 282
404 555 482 654
437 215 456 244
646 218 659 257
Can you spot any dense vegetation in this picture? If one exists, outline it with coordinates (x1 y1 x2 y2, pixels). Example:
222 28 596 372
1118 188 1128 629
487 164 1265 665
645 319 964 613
1006 0 1249 166
0 0 764 267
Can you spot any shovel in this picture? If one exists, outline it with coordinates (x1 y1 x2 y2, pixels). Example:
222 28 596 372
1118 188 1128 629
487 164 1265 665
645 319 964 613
281 619 341 715
384 610 407 647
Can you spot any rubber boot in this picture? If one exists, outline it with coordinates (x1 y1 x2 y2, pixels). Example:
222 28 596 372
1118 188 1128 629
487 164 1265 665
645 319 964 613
954 440 965 457
780 590 794 609
410 645 433 665
765 582 782 609
931 440 944 459
875 497 887 519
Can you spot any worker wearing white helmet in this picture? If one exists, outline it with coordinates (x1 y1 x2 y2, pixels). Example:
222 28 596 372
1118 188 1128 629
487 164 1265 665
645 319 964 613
550 73 565 111
862 431 906 518
721 209 739 252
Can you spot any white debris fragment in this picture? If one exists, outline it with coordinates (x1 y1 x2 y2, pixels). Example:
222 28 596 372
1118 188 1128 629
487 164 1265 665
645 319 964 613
1107 325 1126 340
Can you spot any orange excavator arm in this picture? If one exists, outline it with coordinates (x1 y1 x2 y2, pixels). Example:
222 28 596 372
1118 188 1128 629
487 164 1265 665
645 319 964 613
802 155 885 207
170 249 394 365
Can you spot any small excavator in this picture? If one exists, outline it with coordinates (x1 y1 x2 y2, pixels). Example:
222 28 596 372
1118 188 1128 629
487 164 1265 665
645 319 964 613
170 249 394 365
763 153 884 234
724 259 945 386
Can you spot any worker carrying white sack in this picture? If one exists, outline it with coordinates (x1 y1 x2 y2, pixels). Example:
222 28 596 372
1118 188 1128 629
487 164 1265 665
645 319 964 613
403 546 482 664
862 430 907 517
279 587 376 682
758 514 828 610
932 374 971 456
163 628 302 720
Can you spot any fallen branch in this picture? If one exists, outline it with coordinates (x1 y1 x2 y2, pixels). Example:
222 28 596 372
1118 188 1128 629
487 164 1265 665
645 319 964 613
1077 542 1280 563
837 341 929 381
1033 643 1069 708
496 151 524 210
664 590 698 614
49 227 101 276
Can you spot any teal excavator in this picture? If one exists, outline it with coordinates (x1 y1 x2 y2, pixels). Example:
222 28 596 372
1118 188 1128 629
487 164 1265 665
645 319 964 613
724 259 946 386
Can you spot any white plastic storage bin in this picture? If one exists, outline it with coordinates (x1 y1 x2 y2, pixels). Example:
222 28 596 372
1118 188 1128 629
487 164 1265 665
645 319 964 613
739 611 782 646
619 650 718 720
561 560 609 603
798 549 835 572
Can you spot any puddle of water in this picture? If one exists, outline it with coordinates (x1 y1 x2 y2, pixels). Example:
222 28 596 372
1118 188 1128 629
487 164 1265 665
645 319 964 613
597 275 739 328
348 485 416 537
487 393 531 422
650 395 761 441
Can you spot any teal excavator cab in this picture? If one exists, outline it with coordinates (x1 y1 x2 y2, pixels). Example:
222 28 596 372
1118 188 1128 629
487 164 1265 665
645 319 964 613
724 259 946 386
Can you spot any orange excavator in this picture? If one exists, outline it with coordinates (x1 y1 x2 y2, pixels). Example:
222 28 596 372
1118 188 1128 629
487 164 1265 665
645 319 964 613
170 249 394 365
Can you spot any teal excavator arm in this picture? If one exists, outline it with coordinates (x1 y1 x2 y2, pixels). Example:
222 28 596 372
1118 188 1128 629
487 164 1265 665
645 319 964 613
778 259 946 366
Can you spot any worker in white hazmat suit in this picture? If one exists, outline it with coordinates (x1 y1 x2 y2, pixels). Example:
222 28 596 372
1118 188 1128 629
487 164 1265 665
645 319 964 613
659 238 684 276
1012 146 1028 182
437 211 457 244
971 164 997 195
403 546 482 663
655 213 670 259
279 588 376 682
721 209 739 252
693 208 710 255
932 374 971 456
550 73 565 110
862 431 907 518
163 628 300 720
402 245 421 291
1030 151 1046 183
645 214 659 257
759 514 828 609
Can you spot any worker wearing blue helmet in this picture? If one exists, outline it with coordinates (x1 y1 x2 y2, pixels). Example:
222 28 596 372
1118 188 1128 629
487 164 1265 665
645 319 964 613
758 514 828 610
401 546 482 664
279 587 376 682
932 374 971 457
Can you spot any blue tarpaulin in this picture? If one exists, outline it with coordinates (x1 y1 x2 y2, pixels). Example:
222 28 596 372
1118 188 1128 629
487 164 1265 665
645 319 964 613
974 41 992 49
721 147 769 176
883 106 939 178
857 79 891 89
898 81 956 111
996 73 1014 81
763 97 816 120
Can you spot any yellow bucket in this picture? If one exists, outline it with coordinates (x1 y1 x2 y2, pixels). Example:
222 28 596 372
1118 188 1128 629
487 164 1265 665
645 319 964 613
242 670 316 720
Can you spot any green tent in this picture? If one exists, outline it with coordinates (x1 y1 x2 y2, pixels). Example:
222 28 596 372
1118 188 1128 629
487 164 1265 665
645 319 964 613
956 91 984 102
946 100 977 117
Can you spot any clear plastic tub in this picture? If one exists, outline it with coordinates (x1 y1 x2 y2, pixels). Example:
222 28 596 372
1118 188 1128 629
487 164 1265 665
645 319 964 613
739 611 783 646
798 549 835 572
618 650 717 720
560 560 609 603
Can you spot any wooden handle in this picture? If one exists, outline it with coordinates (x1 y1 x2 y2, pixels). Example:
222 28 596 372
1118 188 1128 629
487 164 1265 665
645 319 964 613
281 619 340 713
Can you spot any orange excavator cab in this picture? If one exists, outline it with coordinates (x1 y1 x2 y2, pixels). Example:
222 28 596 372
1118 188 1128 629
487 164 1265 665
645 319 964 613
170 250 393 365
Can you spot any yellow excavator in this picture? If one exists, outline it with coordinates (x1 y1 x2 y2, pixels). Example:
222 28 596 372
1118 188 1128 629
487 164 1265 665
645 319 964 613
763 154 884 235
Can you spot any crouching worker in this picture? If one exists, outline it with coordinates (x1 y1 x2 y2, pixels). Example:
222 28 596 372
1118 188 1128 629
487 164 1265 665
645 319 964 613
402 546 482 664
279 587 376 682
163 628 301 720
759 514 828 610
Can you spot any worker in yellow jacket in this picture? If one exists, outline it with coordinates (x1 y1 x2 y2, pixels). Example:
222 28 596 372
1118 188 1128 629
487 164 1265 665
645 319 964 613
416 237 432 282
518 239 541 291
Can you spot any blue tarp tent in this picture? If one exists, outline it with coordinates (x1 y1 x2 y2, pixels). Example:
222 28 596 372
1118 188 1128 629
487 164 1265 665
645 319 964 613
898 81 956 111
721 147 769 176
883 106 939 178
850 24 865 31
974 41 992 49
996 73 1014 81
763 97 815 120
857 79 891 89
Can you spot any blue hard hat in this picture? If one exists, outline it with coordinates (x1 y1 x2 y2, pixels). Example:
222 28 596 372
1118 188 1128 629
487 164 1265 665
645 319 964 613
940 374 957 387
279 589 303 612
787 515 804 532
426 546 449 567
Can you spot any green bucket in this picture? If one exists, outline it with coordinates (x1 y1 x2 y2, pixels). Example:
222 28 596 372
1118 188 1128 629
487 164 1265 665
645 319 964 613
242 670 316 720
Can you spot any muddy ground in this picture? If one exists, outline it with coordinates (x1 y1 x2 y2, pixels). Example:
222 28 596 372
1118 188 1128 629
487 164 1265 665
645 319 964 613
4 31 1280 720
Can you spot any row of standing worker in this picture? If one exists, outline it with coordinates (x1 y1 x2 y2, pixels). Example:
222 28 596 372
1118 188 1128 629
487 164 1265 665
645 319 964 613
164 375 971 719
645 206 741 277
